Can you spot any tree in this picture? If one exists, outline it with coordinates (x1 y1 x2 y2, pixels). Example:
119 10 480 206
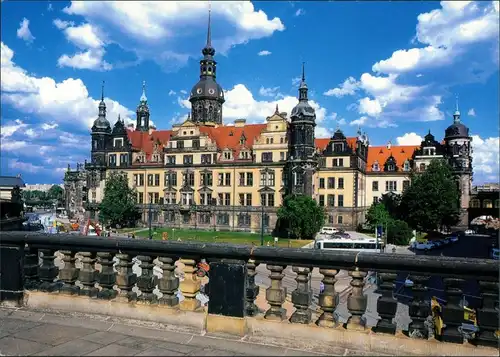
365 202 392 229
98 172 141 228
387 220 413 246
48 185 64 205
400 159 460 232
277 194 325 240
378 192 402 219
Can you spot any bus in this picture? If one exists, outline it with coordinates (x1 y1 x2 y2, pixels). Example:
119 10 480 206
314 238 383 252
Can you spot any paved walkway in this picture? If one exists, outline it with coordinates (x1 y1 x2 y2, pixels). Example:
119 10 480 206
0 307 379 356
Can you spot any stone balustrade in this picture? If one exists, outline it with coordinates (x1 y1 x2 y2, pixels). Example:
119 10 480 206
0 232 498 356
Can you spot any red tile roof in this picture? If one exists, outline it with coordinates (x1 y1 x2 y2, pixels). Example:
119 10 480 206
367 145 419 172
127 129 172 160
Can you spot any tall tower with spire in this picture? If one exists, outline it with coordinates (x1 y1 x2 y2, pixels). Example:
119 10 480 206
136 81 150 131
444 95 472 228
189 6 225 125
91 81 111 167
285 63 318 197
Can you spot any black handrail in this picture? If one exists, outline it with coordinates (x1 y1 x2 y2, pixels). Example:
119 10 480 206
1 231 498 279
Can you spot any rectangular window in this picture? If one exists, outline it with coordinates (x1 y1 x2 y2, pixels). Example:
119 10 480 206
217 213 230 225
338 215 343 224
120 154 128 165
280 152 285 161
225 173 231 186
260 172 267 186
165 172 177 187
268 172 275 186
154 174 160 187
239 193 245 206
219 173 231 186
201 154 212 164
372 181 379 192
239 173 245 186
192 139 200 149
238 214 251 227
247 172 253 186
328 215 334 224
333 159 338 167
268 193 274 207
153 192 160 204
147 174 154 186
373 196 379 204
225 193 231 206
327 177 335 189
261 152 273 162
166 155 176 165
183 155 193 165
183 172 195 186
328 194 335 207
319 195 325 206
385 181 397 192
164 193 176 204
246 194 252 206
260 193 266 206
177 140 184 149
338 195 344 207
339 158 344 167
403 180 410 191
338 178 344 189
200 172 213 186
108 154 117 166
319 178 325 189
137 192 144 204
181 192 193 205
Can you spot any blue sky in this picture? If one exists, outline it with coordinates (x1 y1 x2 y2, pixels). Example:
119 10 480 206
1 1 499 185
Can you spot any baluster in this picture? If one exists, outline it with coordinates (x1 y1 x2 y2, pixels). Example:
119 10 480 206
136 255 157 303
78 252 98 297
158 256 179 306
441 277 466 343
97 252 116 299
316 269 339 327
24 246 39 290
179 259 201 310
116 254 137 302
408 275 431 339
290 266 312 324
373 272 397 334
476 280 499 347
264 264 287 321
59 250 80 295
345 268 368 330
38 249 59 292
245 259 260 316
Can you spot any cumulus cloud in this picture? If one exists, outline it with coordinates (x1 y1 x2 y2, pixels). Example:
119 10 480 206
258 86 280 97
17 18 35 44
467 108 476 116
471 135 500 184
60 1 285 71
326 1 499 127
258 50 272 56
177 83 334 137
168 90 176 96
396 132 423 145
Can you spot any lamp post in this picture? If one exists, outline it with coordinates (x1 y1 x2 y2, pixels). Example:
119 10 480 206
148 196 153 240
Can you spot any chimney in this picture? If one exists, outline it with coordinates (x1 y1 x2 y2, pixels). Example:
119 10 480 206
234 119 246 128
387 141 392 150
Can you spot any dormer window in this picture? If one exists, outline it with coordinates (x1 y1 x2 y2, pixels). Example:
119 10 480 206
403 160 410 172
113 138 124 148
334 143 344 153
239 151 250 160
223 150 232 160
239 135 246 145
229 131 234 136
387 163 395 171
136 154 145 163
385 156 397 172
152 154 160 162
372 161 380 172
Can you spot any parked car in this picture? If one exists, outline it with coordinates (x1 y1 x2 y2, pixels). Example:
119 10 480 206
412 241 434 251
465 229 475 235
320 226 339 235
449 235 459 243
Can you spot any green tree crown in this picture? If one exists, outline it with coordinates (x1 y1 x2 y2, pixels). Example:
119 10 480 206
277 194 325 239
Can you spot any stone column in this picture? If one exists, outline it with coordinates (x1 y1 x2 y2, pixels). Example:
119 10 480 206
408 275 431 339
179 258 201 311
373 272 397 334
97 252 116 299
58 250 80 295
38 249 59 292
316 268 339 328
245 259 260 317
78 252 98 297
158 256 179 307
136 255 157 303
345 268 367 330
264 264 287 321
476 280 499 347
290 266 312 324
115 253 137 302
441 277 466 343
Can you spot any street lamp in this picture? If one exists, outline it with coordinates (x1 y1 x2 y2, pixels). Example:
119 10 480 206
148 195 153 240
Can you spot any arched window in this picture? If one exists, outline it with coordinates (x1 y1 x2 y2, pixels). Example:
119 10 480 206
483 199 493 208
469 199 480 208
419 163 426 171
208 106 213 122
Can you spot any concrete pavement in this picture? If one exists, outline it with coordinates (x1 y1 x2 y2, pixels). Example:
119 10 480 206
0 307 386 356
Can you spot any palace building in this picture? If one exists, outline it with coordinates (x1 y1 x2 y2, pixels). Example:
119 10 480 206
64 12 473 231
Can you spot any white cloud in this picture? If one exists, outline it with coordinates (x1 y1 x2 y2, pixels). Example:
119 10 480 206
8 159 44 173
295 8 304 17
258 50 272 56
467 108 476 116
53 19 111 71
168 90 176 96
396 132 423 145
258 86 280 97
358 97 382 117
471 135 500 184
17 18 35 44
60 1 285 71
291 76 302 87
1 119 28 138
1 41 133 130
350 116 368 127
324 76 359 97
41 122 59 130
47 3 53 11
177 83 333 137
179 89 187 95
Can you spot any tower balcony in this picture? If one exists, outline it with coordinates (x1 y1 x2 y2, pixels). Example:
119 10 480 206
1 232 498 356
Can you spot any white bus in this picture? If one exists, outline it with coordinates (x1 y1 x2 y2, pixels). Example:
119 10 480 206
314 238 383 252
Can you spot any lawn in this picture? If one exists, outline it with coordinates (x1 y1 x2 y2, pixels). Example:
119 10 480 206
134 228 312 248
